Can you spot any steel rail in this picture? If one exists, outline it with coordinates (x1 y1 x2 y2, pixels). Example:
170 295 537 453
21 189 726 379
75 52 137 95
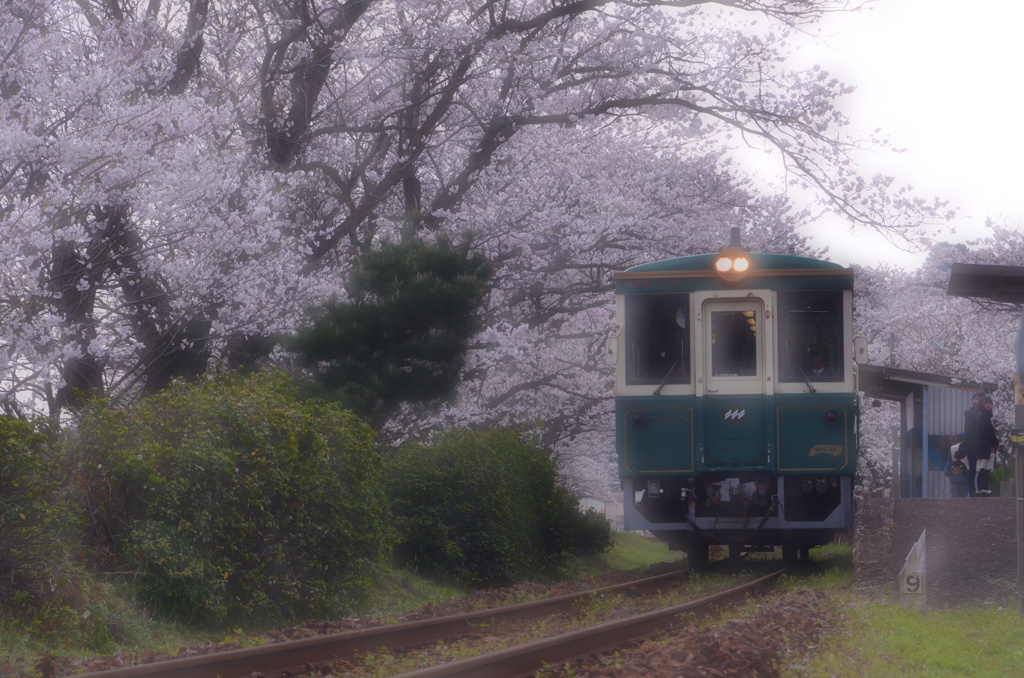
73 568 686 678
394 568 785 678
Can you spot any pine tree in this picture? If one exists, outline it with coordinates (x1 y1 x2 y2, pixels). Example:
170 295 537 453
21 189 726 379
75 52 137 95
290 238 493 421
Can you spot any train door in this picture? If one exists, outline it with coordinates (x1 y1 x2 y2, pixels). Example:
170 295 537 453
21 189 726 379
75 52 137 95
700 297 771 470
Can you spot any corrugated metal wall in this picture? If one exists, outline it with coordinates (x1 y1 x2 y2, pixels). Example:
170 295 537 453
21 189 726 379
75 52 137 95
924 385 979 498
927 384 978 435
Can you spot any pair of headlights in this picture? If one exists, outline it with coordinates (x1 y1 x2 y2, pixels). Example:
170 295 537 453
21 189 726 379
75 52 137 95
714 246 750 281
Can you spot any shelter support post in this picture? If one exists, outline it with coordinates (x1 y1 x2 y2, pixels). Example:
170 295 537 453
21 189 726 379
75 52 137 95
1016 313 1024 616
1015 374 1024 616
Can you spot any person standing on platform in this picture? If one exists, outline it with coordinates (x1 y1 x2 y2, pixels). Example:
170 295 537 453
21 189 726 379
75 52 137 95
946 436 970 498
962 392 985 497
975 396 1000 496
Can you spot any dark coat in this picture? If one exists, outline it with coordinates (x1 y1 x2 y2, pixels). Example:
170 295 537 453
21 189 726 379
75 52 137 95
977 409 998 460
962 406 981 462
963 406 997 463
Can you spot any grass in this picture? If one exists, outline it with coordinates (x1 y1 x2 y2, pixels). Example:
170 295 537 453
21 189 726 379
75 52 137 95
574 531 685 576
771 544 1024 678
0 575 207 665
3 537 1021 678
349 532 682 620
790 596 1024 678
349 568 471 619
0 532 679 674
706 543 1024 678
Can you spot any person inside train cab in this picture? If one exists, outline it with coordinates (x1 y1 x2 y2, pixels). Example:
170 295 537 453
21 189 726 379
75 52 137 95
807 348 832 379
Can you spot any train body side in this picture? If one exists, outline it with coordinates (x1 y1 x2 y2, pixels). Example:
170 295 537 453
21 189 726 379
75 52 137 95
610 252 857 562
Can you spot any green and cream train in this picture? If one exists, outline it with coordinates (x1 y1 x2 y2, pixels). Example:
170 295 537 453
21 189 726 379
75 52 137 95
609 232 862 567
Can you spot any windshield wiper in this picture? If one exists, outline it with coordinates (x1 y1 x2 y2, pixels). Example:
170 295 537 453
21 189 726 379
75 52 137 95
653 361 678 396
795 363 816 393
783 338 815 393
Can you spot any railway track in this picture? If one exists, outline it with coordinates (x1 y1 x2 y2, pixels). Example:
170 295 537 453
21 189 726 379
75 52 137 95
393 568 784 678
73 567 696 678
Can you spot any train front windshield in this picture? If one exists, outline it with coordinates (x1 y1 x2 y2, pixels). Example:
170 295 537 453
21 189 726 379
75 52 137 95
777 290 844 382
624 293 690 385
621 288 846 389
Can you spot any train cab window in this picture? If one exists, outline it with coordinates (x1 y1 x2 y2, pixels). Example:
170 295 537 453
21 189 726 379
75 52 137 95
624 294 690 385
709 308 759 377
777 291 843 382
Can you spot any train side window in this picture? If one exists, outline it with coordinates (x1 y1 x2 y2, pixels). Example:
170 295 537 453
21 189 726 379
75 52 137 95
777 291 843 382
624 294 690 385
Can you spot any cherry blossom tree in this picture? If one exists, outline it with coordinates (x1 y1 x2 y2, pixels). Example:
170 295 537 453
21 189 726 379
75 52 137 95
0 0 331 415
858 224 1022 391
0 0 948 505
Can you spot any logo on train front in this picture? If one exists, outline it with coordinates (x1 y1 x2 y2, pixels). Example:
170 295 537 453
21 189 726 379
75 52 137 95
809 444 843 457
723 408 746 422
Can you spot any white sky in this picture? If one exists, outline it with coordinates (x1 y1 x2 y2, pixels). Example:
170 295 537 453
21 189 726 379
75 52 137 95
760 1 1024 269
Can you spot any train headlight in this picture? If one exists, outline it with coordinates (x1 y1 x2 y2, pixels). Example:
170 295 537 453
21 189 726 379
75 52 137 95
631 411 647 428
713 246 751 282
824 409 841 426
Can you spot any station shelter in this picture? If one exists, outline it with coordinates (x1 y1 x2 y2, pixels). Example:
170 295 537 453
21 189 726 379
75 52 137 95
857 364 996 499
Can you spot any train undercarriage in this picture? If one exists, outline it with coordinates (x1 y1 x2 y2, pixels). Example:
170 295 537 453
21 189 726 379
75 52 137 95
624 473 853 568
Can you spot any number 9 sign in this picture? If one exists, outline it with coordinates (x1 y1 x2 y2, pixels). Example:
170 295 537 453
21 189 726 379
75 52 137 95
903 572 923 594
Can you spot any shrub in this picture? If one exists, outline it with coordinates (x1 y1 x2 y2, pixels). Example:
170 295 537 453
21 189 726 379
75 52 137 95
0 417 61 606
546 498 615 559
75 370 390 624
5 574 126 653
386 428 611 587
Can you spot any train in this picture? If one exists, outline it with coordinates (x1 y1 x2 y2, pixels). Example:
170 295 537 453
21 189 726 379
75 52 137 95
607 229 863 567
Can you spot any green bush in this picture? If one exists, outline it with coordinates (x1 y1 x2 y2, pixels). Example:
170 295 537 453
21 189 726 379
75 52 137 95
74 370 390 624
6 574 126 652
552 504 615 559
0 417 61 606
386 428 611 587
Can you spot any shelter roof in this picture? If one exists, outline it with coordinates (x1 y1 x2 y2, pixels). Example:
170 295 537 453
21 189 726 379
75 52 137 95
858 363 996 401
946 262 1024 303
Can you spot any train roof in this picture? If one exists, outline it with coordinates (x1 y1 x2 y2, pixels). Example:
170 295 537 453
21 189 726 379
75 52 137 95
623 252 844 273
614 251 853 292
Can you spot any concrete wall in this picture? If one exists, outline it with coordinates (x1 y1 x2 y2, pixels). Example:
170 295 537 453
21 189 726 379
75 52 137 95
854 498 1018 607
